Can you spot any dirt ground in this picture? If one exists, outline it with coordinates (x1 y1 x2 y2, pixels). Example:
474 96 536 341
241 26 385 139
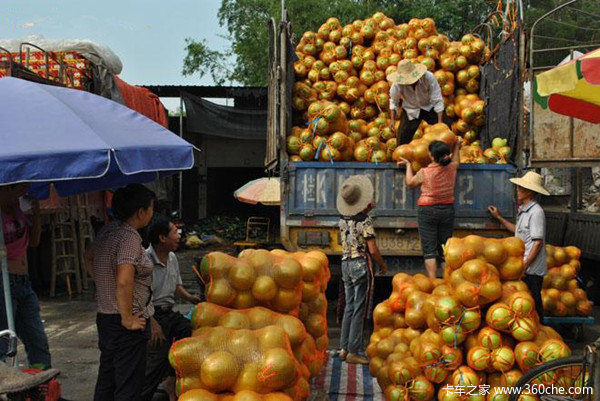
11 247 600 400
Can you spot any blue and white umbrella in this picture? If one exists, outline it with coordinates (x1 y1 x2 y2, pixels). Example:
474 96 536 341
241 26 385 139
0 77 196 363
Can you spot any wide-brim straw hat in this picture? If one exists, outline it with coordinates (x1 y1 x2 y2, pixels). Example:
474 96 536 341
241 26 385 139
337 175 374 216
386 59 427 85
509 171 550 196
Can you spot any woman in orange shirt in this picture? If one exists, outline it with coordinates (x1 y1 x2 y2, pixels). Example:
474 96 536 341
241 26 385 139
398 139 461 278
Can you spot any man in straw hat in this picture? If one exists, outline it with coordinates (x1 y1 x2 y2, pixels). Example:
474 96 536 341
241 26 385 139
488 171 550 320
387 59 445 145
337 175 388 365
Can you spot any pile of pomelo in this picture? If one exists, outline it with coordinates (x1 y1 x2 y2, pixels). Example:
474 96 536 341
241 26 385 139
287 13 491 164
368 235 573 401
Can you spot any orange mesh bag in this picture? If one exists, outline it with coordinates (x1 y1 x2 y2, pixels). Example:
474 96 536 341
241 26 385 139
388 273 418 312
449 259 502 307
543 244 591 317
384 375 435 401
391 123 457 172
169 326 305 399
404 291 429 329
179 389 294 401
373 300 401 333
201 251 303 315
367 328 415 389
270 250 330 368
409 331 451 384
190 303 313 379
443 235 525 277
297 291 328 372
500 280 529 303
437 307 481 347
424 294 462 331
387 273 435 314
442 237 476 272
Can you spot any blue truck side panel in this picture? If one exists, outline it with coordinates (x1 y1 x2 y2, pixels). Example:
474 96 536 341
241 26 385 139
285 162 516 226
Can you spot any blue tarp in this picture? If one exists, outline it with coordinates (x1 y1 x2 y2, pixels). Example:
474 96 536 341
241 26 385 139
0 77 194 197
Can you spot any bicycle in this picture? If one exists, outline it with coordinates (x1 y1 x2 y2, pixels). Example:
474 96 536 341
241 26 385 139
509 340 598 401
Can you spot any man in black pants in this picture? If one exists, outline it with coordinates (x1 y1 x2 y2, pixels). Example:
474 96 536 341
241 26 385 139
387 60 445 145
489 171 550 321
142 216 201 401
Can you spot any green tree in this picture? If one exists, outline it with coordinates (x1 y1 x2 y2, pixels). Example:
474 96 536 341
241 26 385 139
523 0 600 68
182 0 498 86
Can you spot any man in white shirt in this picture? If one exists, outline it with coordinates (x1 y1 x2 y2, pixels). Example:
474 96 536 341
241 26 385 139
387 60 445 144
142 216 201 401
488 171 549 321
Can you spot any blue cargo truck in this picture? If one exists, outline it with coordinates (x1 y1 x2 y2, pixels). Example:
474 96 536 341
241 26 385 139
278 162 515 273
265 17 518 274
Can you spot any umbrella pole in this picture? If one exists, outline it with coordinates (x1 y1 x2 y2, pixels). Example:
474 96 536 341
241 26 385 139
0 213 17 367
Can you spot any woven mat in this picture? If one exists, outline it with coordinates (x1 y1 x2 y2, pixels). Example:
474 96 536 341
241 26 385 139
309 351 384 401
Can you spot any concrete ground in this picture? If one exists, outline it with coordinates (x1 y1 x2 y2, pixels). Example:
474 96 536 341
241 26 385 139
11 248 600 400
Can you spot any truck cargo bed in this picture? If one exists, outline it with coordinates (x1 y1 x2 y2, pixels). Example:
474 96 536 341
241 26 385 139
281 162 516 257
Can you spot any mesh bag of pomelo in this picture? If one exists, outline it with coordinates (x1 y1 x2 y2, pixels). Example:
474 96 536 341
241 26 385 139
189 303 313 379
178 389 294 401
292 82 318 112
542 244 592 316
437 366 483 401
437 307 481 348
486 370 524 401
200 251 303 316
383 375 436 401
366 328 421 389
387 273 436 313
373 299 409 333
499 280 529 303
169 325 308 400
260 246 333 369
466 340 516 373
391 123 457 172
448 258 502 308
297 291 328 371
485 298 539 343
269 249 331 301
410 330 463 384
514 337 570 374
443 235 525 280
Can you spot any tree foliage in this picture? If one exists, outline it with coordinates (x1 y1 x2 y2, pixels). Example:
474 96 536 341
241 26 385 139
183 0 495 86
182 0 600 86
523 0 600 68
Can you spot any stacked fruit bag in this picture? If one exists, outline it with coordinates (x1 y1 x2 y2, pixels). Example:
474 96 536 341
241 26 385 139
367 235 573 401
392 123 457 172
287 12 492 164
170 326 305 399
200 251 304 314
171 250 330 400
277 250 331 373
189 304 315 380
542 244 593 317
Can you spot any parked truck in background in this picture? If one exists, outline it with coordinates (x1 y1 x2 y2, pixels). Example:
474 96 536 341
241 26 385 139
265 13 519 275
266 4 600 281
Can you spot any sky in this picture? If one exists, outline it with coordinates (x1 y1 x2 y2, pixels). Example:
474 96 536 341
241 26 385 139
0 0 230 109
